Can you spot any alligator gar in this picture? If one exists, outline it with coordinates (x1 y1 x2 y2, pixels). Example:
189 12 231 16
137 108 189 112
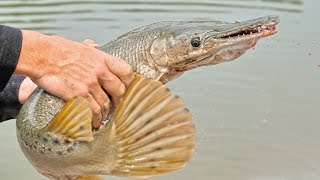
16 16 279 179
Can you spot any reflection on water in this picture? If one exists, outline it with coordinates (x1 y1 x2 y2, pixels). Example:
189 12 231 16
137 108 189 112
2 0 320 180
0 0 303 33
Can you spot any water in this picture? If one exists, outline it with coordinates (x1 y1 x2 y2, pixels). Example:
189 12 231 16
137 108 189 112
0 0 319 179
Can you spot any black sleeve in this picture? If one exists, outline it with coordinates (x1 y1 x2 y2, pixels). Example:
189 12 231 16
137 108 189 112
0 25 23 122
0 25 23 91
0 75 25 122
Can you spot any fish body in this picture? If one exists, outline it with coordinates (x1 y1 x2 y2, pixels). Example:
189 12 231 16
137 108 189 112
16 16 279 179
17 75 195 179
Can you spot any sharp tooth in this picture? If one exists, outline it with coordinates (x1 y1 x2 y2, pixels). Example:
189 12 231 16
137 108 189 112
257 27 261 32
250 31 253 35
261 25 267 29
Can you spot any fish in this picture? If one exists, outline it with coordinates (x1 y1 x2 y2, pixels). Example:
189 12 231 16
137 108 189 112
16 16 279 179
17 75 195 179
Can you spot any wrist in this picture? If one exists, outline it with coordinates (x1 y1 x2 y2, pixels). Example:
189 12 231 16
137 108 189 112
14 30 53 79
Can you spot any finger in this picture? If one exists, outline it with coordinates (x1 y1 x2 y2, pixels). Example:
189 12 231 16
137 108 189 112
19 77 38 104
82 38 101 48
84 94 102 129
99 70 126 105
103 54 134 87
89 84 111 120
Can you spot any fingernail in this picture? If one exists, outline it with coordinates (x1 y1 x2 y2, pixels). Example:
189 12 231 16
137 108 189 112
103 102 110 119
92 113 102 129
92 119 100 129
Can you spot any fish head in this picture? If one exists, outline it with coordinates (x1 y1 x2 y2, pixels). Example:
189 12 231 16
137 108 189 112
149 15 279 79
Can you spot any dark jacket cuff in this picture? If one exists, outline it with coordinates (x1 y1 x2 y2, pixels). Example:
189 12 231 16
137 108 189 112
0 75 25 122
0 25 23 91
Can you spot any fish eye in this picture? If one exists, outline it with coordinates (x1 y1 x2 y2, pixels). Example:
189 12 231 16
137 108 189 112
190 37 201 47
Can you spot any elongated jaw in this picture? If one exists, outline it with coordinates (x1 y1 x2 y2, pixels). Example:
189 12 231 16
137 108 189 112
220 19 278 40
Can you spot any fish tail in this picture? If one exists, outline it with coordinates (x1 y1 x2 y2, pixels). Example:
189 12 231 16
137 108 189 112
104 74 196 178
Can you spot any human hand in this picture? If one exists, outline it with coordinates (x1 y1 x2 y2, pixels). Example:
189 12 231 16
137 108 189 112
18 39 104 105
15 31 134 128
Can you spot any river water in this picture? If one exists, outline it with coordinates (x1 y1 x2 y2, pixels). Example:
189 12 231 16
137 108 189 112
0 0 319 179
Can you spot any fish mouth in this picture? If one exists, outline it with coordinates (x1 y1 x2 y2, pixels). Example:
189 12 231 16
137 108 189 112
219 17 279 39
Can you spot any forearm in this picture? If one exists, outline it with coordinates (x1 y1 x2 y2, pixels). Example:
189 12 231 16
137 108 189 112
14 30 55 79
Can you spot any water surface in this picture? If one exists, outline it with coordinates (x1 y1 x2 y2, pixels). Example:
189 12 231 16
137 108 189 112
0 0 319 179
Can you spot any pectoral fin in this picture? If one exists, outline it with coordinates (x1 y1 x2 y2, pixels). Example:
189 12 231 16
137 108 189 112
43 97 94 142
106 74 196 177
